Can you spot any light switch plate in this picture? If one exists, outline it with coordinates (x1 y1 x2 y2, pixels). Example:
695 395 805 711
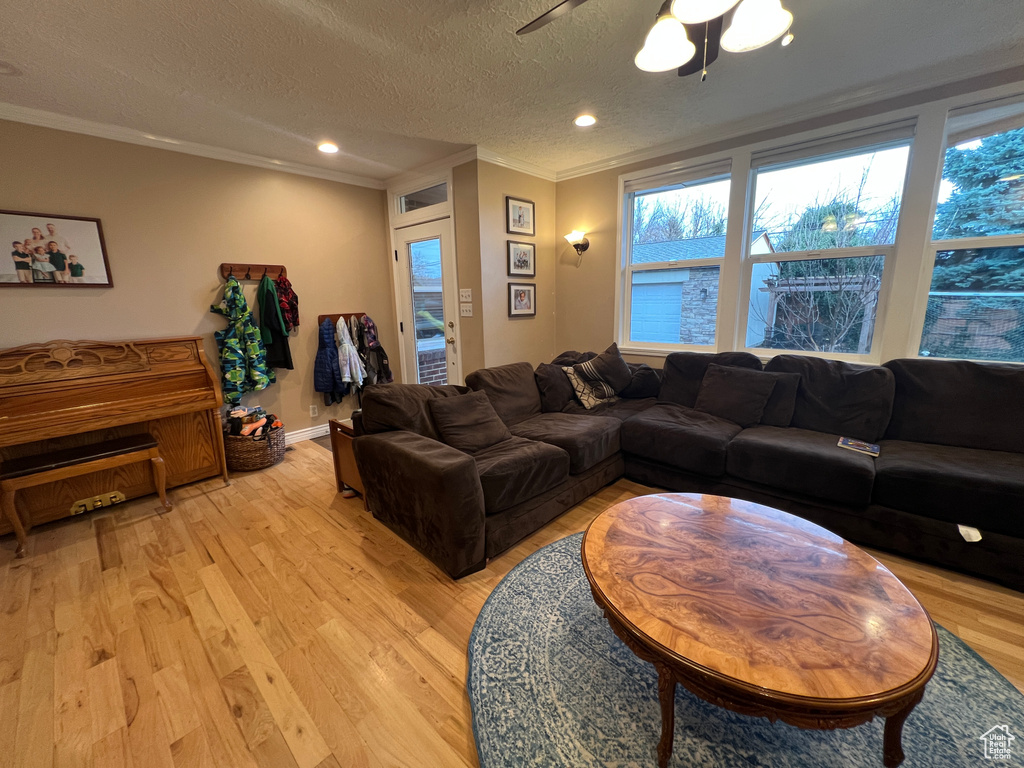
460 303 473 317
459 288 472 302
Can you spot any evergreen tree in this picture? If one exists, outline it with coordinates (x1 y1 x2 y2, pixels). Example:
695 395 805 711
933 125 1024 240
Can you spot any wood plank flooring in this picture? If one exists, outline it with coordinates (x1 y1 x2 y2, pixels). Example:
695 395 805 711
0 440 1021 767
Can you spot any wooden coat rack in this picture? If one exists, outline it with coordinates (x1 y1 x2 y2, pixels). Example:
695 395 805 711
220 263 287 281
317 313 365 326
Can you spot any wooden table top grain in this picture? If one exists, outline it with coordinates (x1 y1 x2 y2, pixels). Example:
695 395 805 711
582 493 938 703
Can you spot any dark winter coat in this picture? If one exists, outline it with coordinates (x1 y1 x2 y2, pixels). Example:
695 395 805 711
313 318 347 405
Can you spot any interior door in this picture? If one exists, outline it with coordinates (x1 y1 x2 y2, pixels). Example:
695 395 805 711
394 219 461 385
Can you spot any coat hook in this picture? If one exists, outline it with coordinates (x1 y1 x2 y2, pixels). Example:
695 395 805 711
244 267 251 280
228 266 234 277
262 267 268 278
278 268 284 278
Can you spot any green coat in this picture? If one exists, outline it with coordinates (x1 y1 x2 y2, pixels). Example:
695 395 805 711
211 276 273 405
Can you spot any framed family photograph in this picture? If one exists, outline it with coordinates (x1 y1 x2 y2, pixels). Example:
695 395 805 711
508 282 536 317
506 196 535 236
1 210 113 287
507 240 536 277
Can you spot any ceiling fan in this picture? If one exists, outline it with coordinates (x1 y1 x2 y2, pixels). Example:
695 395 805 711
517 0 794 79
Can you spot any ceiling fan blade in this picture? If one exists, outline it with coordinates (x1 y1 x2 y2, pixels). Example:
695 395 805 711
516 0 593 35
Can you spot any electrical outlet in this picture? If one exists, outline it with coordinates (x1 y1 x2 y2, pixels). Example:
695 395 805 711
460 303 473 317
459 288 472 302
309 405 319 417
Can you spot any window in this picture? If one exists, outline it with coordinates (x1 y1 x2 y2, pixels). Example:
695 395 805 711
920 101 1024 362
744 143 911 355
624 172 731 347
399 182 447 214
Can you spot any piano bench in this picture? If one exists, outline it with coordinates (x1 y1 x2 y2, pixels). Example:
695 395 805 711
0 433 173 559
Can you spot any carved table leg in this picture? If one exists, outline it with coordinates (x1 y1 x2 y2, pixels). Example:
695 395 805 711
655 662 677 768
883 690 924 767
150 455 172 512
0 489 28 558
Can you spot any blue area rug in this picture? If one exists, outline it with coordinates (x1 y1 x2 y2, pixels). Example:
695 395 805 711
468 533 1024 767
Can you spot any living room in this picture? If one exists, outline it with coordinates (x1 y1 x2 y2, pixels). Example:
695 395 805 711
1 0 1023 766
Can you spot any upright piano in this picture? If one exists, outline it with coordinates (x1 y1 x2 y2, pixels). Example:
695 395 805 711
0 337 228 537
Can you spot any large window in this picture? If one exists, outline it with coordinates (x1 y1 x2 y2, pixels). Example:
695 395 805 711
625 173 731 347
920 104 1024 362
744 144 910 355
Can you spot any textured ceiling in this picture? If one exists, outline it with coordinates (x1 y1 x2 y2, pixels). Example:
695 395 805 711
1 0 1023 182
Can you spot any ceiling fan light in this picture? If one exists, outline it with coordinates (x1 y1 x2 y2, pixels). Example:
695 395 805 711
670 0 741 25
720 0 793 53
635 16 696 72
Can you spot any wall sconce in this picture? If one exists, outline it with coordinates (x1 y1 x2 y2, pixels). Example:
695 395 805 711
564 230 590 266
700 287 708 301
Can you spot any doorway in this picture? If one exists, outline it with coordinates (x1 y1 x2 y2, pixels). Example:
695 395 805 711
393 218 462 385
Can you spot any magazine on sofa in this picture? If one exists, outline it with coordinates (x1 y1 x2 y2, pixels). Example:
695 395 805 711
837 437 880 456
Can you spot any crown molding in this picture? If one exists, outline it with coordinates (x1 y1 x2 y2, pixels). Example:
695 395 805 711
476 147 558 182
384 147 477 189
0 102 388 190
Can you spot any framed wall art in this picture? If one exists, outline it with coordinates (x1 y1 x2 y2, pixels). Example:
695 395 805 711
507 240 536 277
506 196 535 236
508 282 537 317
1 210 113 287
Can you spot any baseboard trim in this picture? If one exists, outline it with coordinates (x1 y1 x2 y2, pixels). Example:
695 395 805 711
285 424 330 446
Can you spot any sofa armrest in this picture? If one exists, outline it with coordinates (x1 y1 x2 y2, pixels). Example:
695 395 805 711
353 431 486 578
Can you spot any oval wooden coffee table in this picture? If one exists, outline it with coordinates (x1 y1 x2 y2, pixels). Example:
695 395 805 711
581 493 938 768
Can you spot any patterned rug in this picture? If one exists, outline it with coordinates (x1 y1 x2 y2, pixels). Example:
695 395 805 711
468 533 1024 767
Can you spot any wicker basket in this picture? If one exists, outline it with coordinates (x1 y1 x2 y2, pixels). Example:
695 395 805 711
224 428 286 472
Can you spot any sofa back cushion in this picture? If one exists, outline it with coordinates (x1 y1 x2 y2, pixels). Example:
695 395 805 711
659 351 762 408
619 362 662 399
884 358 1024 453
428 390 512 453
466 362 542 426
572 343 632 394
765 355 894 442
360 383 468 440
534 363 575 412
693 364 777 427
759 371 802 427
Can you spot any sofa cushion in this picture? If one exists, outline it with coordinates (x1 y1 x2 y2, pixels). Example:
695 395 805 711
551 350 595 366
572 343 632 394
359 383 468 440
619 362 662 399
466 362 542 426
765 355 894 443
759 371 801 428
510 413 621 474
873 440 1024 538
884 358 1024 453
563 366 618 409
473 437 570 514
563 396 659 421
535 363 575 413
659 351 762 408
428 391 511 453
620 402 741 476
726 426 876 506
693 364 777 427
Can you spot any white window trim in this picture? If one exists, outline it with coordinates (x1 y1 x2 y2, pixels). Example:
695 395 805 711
388 173 452 229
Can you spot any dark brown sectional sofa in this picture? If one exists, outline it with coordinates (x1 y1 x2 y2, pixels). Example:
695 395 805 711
352 349 1024 590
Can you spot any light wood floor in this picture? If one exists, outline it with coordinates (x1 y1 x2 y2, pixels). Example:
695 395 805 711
1 440 1021 768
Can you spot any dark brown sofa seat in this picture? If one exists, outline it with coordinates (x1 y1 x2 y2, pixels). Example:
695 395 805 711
473 437 570 513
874 440 1024 538
510 413 620 474
561 397 658 421
726 426 877 506
621 403 742 477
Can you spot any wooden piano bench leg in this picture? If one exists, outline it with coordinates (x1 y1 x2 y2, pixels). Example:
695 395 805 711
0 487 29 558
149 451 172 513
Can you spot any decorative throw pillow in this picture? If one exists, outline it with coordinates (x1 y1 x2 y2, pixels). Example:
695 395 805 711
619 362 662 399
535 363 575 412
428 390 512 453
562 366 618 410
693 364 778 427
760 371 801 427
572 343 632 395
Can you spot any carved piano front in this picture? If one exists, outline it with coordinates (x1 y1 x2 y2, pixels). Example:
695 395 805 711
0 337 228 538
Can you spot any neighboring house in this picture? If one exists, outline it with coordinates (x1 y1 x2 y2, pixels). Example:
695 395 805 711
630 232 773 345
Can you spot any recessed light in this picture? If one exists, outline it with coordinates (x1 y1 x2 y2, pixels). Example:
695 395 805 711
0 61 22 76
781 32 794 47
574 115 597 128
318 142 339 154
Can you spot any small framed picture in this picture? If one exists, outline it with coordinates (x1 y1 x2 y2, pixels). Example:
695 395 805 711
508 282 536 317
507 240 536 277
1 209 113 287
506 196 535 236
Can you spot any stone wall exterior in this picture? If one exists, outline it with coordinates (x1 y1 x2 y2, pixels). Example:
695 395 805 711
679 269 719 345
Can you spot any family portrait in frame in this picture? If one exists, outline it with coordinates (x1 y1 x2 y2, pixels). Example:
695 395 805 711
507 240 536 277
1 210 113 287
506 196 535 236
508 282 536 317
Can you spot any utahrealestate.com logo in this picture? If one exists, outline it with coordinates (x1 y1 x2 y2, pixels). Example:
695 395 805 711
980 725 1015 760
